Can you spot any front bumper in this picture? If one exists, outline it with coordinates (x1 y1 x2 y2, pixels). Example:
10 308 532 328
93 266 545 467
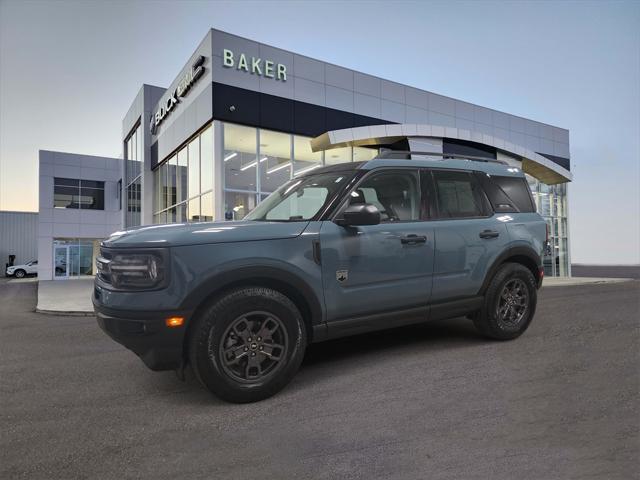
93 298 192 371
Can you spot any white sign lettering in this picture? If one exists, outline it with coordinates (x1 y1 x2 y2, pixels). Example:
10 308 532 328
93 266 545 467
150 55 206 134
223 49 287 81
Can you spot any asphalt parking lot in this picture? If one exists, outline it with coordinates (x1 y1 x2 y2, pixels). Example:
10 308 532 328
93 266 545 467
1 279 638 479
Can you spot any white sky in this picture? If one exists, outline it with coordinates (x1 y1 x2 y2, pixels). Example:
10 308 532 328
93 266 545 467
0 0 638 264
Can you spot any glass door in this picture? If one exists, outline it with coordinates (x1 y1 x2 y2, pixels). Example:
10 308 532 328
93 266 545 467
54 246 69 278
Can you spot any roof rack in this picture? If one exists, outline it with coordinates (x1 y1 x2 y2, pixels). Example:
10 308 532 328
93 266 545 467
376 150 508 165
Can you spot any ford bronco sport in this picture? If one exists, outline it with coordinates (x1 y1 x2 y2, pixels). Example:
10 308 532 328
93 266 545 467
94 152 546 403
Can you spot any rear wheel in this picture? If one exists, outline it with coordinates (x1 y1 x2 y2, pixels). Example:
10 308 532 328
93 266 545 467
472 263 537 340
188 287 306 403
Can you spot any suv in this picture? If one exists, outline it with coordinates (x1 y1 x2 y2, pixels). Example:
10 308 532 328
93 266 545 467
6 260 38 278
94 153 546 403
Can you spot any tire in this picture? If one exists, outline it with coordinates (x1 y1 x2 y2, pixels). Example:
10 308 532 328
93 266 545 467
14 269 26 279
472 262 537 340
188 287 307 403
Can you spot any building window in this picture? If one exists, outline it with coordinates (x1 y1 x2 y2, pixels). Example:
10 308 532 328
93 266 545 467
293 134 322 177
324 146 352 165
124 122 142 227
53 178 104 210
261 130 292 193
53 238 101 278
526 174 569 277
221 121 378 221
152 123 213 224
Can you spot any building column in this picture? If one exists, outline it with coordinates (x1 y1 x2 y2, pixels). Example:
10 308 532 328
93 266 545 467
213 120 225 221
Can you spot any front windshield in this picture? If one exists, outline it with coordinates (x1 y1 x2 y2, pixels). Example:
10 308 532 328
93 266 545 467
245 172 352 222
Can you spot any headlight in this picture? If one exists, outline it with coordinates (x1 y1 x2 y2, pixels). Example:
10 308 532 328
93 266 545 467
97 250 167 290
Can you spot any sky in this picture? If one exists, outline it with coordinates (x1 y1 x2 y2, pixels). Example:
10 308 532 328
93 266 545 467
0 0 638 265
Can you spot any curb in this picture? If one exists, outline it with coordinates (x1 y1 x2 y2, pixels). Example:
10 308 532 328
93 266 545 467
35 308 95 317
541 278 634 288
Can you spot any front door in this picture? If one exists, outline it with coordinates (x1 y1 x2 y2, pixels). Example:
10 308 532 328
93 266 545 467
320 169 434 323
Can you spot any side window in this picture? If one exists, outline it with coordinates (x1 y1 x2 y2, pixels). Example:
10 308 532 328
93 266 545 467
349 170 420 222
477 173 535 213
432 170 488 219
491 176 535 213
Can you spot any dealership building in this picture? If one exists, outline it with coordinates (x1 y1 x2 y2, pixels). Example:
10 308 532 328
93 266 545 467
36 28 572 281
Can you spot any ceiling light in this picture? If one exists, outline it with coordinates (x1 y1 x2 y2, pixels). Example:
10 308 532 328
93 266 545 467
260 157 268 162
240 161 257 171
267 163 290 174
294 164 322 176
224 152 237 162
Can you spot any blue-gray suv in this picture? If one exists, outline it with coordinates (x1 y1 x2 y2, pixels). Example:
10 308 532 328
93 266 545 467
94 152 547 403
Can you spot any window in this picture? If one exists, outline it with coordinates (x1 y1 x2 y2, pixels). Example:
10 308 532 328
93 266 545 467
261 130 291 192
432 170 487 219
325 147 352 165
479 174 535 213
54 178 104 210
124 122 142 227
349 170 420 222
293 135 321 176
246 173 349 222
153 124 213 224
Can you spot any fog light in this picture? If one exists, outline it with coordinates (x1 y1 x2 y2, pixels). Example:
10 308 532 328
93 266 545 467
165 317 184 328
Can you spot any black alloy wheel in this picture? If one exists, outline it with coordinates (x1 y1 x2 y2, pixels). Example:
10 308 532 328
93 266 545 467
472 262 537 340
189 286 306 403
495 278 530 330
217 312 289 383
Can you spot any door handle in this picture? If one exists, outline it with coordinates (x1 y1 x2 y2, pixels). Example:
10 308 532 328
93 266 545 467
400 234 427 245
479 229 500 239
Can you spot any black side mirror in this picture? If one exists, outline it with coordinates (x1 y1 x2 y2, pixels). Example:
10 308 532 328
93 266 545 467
335 203 381 227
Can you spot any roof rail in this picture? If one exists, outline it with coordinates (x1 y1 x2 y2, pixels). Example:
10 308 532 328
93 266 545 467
376 150 509 165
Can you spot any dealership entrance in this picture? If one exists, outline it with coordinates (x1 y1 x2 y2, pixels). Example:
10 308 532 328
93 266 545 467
53 238 101 279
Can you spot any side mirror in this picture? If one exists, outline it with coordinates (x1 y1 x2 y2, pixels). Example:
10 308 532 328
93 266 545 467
335 203 381 227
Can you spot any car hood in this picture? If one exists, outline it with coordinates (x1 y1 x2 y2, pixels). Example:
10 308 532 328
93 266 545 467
101 220 310 248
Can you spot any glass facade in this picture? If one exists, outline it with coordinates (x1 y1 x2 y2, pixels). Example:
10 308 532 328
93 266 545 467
147 120 570 276
153 124 213 224
124 122 143 227
222 122 378 220
152 121 378 224
527 174 570 277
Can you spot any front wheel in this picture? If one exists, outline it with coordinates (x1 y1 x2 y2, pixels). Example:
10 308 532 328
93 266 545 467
188 287 306 403
14 269 26 279
472 263 537 340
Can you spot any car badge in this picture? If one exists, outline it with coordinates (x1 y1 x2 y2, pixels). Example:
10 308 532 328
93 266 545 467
336 270 348 283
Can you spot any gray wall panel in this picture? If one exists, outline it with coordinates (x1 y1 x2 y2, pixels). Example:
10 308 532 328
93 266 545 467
0 211 38 273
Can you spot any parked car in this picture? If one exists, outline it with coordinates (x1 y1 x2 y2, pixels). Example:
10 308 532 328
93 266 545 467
94 152 547 403
6 260 38 278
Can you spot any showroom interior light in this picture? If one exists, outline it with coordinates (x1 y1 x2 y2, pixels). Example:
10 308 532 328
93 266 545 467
224 152 238 162
239 157 268 171
266 162 291 174
294 164 322 176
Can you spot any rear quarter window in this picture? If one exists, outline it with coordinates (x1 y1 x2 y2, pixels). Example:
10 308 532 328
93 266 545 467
478 174 535 213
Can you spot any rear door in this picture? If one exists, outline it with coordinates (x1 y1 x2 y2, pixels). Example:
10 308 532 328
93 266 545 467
320 168 434 322
427 168 510 302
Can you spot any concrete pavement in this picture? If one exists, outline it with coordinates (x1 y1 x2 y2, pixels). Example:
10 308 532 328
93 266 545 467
2 278 638 479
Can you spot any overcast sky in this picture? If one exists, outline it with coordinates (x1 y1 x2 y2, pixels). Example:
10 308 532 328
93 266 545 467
0 0 638 264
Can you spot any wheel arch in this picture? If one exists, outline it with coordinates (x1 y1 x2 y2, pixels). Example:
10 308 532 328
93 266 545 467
479 246 542 295
181 266 323 357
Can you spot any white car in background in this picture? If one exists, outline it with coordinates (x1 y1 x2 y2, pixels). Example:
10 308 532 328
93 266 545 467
6 260 38 278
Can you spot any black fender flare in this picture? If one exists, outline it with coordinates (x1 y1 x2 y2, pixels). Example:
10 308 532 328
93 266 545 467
179 265 324 332
478 246 542 295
